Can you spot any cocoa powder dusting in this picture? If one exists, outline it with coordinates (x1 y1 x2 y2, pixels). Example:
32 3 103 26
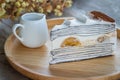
90 11 115 22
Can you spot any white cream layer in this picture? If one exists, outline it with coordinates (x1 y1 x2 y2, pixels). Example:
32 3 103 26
51 18 116 50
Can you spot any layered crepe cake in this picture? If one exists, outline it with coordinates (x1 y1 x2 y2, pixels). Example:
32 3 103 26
50 11 116 64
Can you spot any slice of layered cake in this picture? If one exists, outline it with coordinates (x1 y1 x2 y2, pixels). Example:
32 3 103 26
50 11 116 64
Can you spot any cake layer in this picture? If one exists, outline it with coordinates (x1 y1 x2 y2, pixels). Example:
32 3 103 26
50 11 116 64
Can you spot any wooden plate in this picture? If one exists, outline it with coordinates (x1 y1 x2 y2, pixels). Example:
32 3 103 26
4 18 120 80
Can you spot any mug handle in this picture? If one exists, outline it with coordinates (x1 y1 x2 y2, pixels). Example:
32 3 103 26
13 24 24 42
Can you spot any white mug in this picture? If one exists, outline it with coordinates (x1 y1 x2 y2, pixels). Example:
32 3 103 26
13 13 49 48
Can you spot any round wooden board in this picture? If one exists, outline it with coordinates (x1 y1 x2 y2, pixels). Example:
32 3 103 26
4 18 120 80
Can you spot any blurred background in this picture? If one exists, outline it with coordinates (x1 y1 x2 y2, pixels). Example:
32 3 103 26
63 0 120 24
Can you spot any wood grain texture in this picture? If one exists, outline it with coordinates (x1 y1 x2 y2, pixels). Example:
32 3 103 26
4 18 120 80
117 29 120 39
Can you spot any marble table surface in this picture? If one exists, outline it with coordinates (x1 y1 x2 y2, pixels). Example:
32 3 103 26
1 0 120 80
